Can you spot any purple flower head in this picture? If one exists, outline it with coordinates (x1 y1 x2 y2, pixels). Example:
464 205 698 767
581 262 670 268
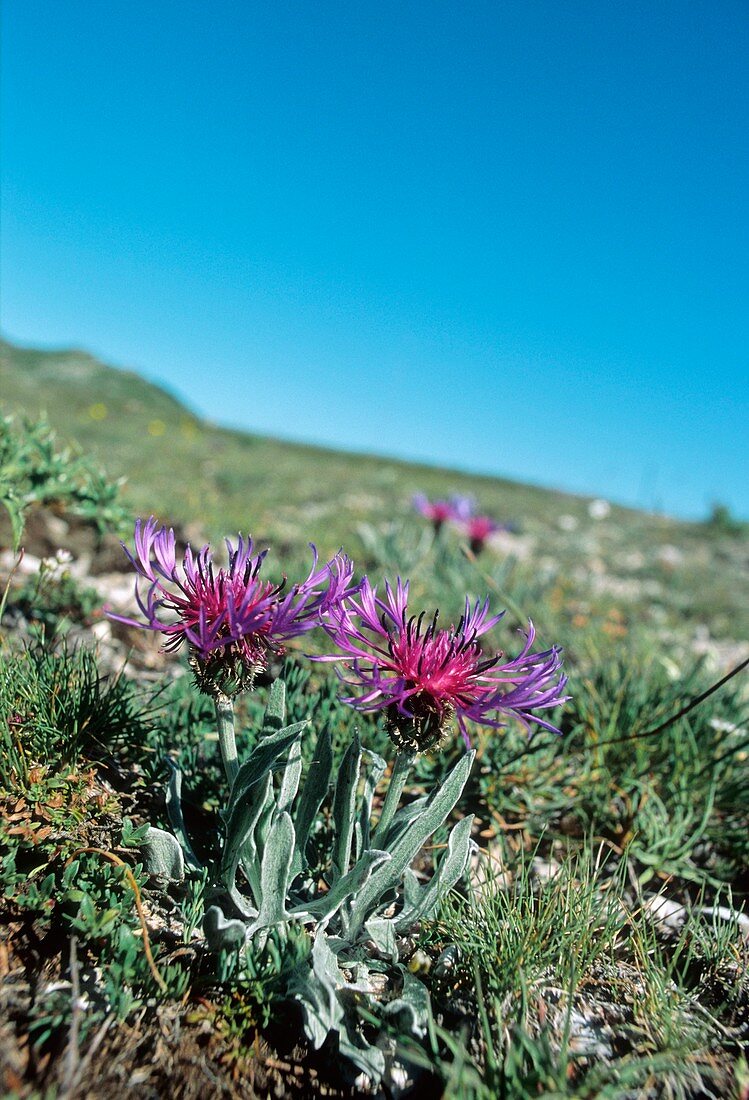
461 514 502 554
109 516 356 695
412 493 456 531
448 494 476 522
319 576 568 752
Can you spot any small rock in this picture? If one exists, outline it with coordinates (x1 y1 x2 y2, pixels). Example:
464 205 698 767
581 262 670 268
469 843 509 897
699 906 749 941
643 895 687 932
531 857 561 883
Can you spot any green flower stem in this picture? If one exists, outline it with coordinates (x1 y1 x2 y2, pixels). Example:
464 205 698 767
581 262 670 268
214 693 239 787
371 748 415 848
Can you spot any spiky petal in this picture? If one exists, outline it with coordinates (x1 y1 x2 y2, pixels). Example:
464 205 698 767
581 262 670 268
109 516 356 693
318 576 568 749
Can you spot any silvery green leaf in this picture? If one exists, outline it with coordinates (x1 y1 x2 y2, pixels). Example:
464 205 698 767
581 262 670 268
331 732 361 880
402 868 422 909
364 917 398 962
290 849 391 925
384 970 430 1038
164 757 201 869
262 677 286 731
355 748 387 859
228 720 307 813
394 814 474 932
222 771 272 908
249 810 295 933
352 821 363 866
141 826 185 882
348 751 475 938
203 904 247 952
383 794 429 847
253 788 275 856
288 929 345 1049
292 725 333 875
338 1029 386 1085
276 734 302 816
222 719 306 909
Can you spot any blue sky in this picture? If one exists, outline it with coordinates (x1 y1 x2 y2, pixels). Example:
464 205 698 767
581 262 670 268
1 0 747 519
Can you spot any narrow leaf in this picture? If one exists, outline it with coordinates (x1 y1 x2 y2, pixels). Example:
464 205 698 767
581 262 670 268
228 721 307 815
394 814 474 931
356 748 387 859
348 750 475 938
222 771 272 908
292 725 333 875
290 849 391 924
331 732 361 880
262 678 286 733
251 810 295 931
164 757 202 869
277 734 303 816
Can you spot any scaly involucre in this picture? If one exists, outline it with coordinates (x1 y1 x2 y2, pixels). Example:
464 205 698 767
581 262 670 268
110 516 355 674
319 576 568 747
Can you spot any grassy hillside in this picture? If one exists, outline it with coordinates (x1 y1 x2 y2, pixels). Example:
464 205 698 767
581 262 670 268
2 335 747 645
0 337 684 539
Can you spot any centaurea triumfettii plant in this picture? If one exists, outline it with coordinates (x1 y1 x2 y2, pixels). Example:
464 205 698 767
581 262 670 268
121 524 568 1084
110 516 355 781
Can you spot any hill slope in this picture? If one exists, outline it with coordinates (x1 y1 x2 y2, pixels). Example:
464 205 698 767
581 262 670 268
2 335 747 647
0 336 625 540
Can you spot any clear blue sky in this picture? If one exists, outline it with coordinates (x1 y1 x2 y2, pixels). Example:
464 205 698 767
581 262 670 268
2 1 747 519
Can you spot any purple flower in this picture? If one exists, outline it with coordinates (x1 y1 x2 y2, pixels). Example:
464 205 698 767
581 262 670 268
412 493 456 531
318 576 568 750
461 514 502 554
109 516 356 693
448 494 476 522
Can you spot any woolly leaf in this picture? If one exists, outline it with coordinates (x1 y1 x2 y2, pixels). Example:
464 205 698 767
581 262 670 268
364 916 398 962
331 731 361 880
394 814 474 931
290 849 391 924
250 810 295 931
224 772 272 910
277 734 302 816
261 678 286 733
348 750 475 938
288 928 345 1049
384 969 430 1038
164 757 202 869
292 725 333 875
141 826 185 882
204 904 247 952
354 748 387 861
227 721 306 819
